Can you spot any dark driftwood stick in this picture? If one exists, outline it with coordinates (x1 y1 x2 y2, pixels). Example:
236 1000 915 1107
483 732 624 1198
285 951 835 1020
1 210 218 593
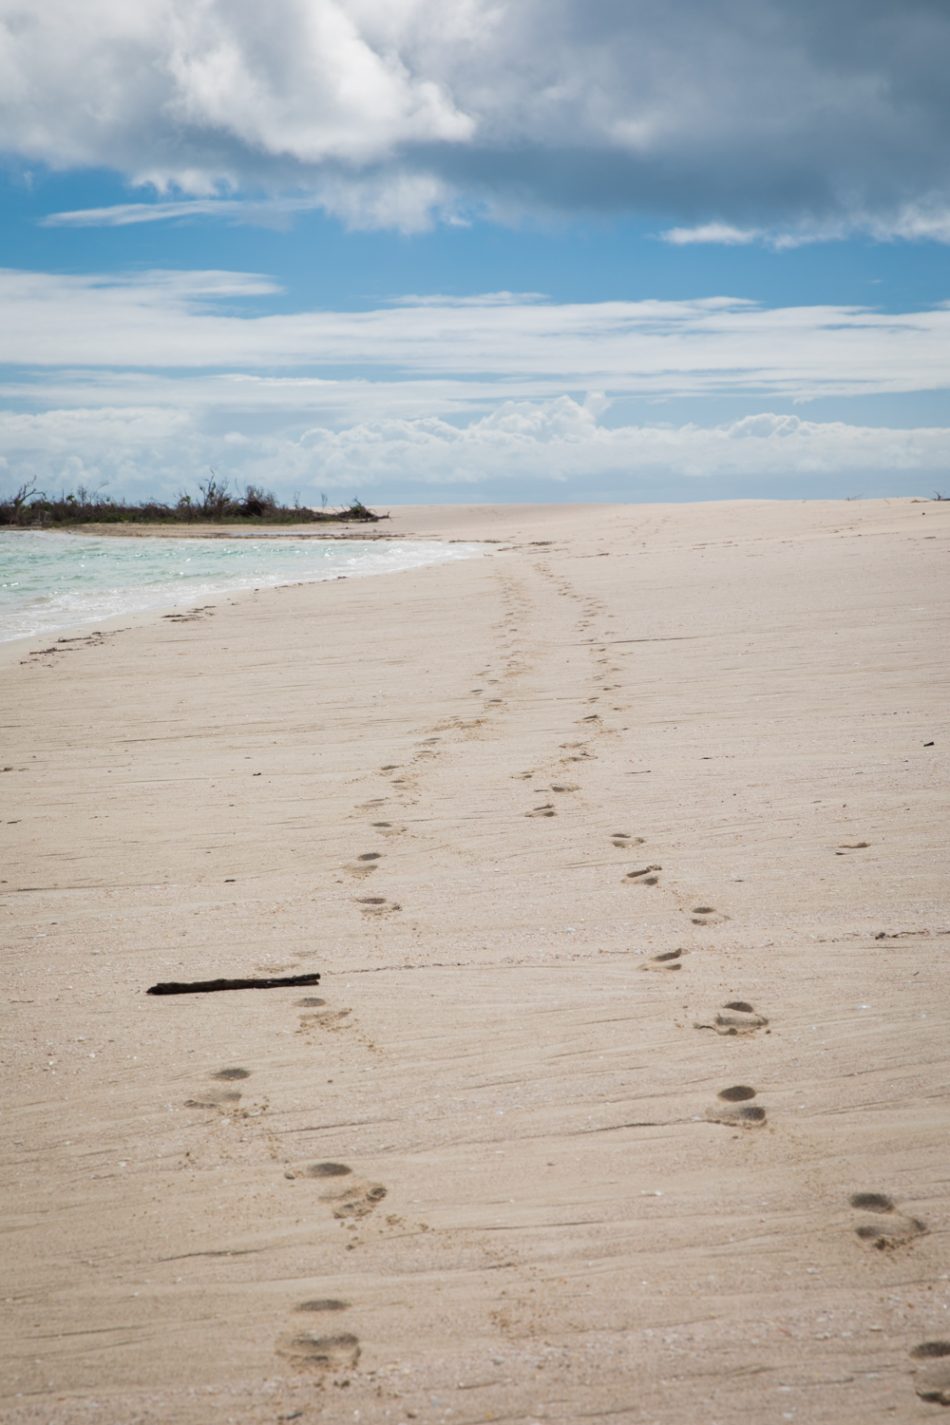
147 973 321 996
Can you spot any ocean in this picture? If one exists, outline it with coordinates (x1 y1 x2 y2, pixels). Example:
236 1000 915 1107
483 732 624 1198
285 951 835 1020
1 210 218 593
0 529 481 644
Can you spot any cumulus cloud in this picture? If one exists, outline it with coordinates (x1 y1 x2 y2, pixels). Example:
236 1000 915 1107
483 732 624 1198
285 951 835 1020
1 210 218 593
4 0 950 235
3 398 949 499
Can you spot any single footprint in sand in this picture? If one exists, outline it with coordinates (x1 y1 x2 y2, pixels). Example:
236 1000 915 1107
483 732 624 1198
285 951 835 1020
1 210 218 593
184 1086 243 1109
326 1181 388 1220
641 948 687 972
295 1299 350 1314
694 1001 769 1036
612 832 645 848
345 851 382 878
297 1009 352 1035
705 1085 767 1127
626 864 661 885
526 804 556 818
911 1342 950 1405
551 783 579 793
691 905 729 926
295 996 326 1008
213 1067 251 1081
836 841 871 855
849 1192 927 1249
355 896 401 914
277 1331 361 1371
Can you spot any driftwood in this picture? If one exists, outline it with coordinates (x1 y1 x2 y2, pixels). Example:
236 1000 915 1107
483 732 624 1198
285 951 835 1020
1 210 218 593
147 972 321 996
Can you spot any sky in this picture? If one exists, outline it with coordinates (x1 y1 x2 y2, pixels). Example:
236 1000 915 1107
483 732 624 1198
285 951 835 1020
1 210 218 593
1 0 949 505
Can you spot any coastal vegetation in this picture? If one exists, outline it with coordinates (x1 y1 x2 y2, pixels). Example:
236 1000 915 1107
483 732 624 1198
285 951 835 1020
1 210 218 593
0 477 381 527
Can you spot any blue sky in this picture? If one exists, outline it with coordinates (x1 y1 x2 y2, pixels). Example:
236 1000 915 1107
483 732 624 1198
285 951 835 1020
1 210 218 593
1 0 949 504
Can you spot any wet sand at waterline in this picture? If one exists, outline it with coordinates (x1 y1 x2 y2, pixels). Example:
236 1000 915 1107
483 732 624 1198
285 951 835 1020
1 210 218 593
2 498 948 1424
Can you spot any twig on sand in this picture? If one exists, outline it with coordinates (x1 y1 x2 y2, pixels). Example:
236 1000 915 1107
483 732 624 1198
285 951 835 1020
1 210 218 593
147 973 321 995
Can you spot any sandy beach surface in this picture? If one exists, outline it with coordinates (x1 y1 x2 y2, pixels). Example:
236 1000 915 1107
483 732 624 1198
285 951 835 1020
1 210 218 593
2 497 949 1425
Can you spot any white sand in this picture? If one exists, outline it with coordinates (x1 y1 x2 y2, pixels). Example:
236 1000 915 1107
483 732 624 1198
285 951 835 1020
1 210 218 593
2 498 949 1423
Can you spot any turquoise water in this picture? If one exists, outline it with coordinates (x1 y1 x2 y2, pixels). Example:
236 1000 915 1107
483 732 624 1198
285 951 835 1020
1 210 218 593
0 530 480 643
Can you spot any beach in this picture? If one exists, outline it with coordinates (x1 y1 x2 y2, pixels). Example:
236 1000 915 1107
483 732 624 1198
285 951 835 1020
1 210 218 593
2 497 948 1423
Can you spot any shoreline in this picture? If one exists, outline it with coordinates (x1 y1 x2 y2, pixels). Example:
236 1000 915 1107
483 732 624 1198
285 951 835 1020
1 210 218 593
0 527 485 650
3 498 949 1424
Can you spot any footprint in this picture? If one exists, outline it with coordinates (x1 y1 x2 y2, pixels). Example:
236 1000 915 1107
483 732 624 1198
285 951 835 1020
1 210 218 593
911 1342 950 1405
295 996 326 1008
345 856 379 878
641 949 686 972
836 841 871 855
612 832 645 848
717 1085 757 1102
304 1162 352 1179
626 864 661 884
551 783 579 793
526 804 556 818
297 1009 352 1035
356 852 382 862
213 1068 251 1081
694 1000 769 1036
184 1087 242 1109
691 905 729 926
705 1098 767 1128
326 1182 388 1220
295 1299 350 1314
355 896 400 913
277 1331 360 1371
849 1192 927 1249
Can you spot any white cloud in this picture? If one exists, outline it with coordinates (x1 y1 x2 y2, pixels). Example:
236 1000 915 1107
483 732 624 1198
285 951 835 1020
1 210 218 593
663 203 950 250
3 398 949 498
386 291 548 307
661 223 763 246
269 405 950 487
4 0 950 236
2 270 949 499
42 197 324 229
2 272 950 406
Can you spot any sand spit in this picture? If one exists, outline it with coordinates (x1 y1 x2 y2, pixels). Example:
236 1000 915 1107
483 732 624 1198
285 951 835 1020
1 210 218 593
1 498 948 1424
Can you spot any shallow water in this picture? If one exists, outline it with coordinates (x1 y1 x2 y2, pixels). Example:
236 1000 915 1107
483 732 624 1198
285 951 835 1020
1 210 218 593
0 530 480 643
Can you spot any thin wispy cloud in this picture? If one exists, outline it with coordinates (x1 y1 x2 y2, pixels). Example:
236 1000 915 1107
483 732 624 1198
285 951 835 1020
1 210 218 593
385 292 548 307
662 204 950 250
1 272 948 403
41 197 326 229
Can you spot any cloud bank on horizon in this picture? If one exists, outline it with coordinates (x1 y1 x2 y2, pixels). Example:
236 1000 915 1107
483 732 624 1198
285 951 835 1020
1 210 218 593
3 0 950 240
1 275 949 499
0 0 949 501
